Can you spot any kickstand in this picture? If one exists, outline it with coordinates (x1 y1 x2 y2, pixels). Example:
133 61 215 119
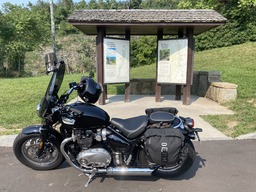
84 168 97 187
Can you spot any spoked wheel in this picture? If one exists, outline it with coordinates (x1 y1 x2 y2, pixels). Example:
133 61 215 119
153 140 196 178
13 133 64 170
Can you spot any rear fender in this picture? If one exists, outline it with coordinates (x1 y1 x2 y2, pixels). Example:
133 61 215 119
22 125 63 144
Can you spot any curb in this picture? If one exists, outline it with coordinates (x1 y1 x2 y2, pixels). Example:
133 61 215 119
0 135 17 147
235 132 256 140
1 133 256 148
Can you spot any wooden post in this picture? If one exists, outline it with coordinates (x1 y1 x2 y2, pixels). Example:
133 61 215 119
96 27 106 105
175 30 184 100
125 29 131 102
155 29 163 102
183 28 194 105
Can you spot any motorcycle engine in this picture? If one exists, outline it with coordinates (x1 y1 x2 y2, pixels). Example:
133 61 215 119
76 148 112 168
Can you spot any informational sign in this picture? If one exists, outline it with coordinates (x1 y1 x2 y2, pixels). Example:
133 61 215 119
157 39 188 84
103 38 130 84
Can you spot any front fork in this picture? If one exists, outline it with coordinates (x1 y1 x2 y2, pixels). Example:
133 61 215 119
37 126 49 157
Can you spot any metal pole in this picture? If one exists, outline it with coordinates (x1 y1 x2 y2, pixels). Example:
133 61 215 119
49 0 56 54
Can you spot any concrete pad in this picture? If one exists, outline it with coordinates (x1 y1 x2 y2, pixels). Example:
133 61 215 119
93 95 233 141
0 95 234 147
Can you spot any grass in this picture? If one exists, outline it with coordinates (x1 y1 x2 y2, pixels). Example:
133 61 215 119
194 42 256 137
0 73 84 135
0 42 256 137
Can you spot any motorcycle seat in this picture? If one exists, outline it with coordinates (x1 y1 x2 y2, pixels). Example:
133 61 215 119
111 115 148 139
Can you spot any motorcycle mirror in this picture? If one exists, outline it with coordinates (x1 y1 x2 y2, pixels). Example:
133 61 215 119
69 82 77 88
44 52 58 75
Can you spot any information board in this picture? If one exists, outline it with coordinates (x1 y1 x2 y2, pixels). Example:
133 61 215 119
157 39 188 84
103 38 130 84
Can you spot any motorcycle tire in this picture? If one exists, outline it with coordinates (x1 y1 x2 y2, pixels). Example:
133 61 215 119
13 133 65 170
153 140 196 178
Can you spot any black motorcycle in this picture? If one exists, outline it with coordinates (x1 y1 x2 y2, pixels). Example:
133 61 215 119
13 61 202 187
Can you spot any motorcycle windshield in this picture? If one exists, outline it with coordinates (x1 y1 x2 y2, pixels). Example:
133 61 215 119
38 62 65 118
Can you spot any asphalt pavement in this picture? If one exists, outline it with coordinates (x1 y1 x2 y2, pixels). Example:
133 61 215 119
1 140 256 192
1 95 256 191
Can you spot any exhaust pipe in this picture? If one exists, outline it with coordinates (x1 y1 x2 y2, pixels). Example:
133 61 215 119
106 167 153 176
60 137 155 176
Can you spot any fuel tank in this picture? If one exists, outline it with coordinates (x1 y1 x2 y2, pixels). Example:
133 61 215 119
66 102 110 129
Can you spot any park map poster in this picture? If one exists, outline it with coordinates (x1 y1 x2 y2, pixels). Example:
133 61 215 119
103 38 130 84
157 39 188 84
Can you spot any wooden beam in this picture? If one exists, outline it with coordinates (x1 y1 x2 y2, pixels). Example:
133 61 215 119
175 29 184 100
183 28 194 105
96 27 106 105
155 29 163 102
125 29 131 102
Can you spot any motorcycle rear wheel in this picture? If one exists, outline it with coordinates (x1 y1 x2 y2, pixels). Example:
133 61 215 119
153 140 196 178
13 133 64 170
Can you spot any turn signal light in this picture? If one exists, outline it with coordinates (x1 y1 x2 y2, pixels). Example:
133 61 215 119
185 118 194 128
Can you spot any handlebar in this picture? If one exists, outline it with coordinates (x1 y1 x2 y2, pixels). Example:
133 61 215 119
58 83 81 105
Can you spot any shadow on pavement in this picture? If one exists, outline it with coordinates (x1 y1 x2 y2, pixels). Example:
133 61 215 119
172 154 206 180
96 154 206 183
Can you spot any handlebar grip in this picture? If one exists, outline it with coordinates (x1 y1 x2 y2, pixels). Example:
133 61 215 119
194 128 203 132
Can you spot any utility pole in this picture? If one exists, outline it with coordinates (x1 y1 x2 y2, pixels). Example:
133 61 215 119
49 0 56 54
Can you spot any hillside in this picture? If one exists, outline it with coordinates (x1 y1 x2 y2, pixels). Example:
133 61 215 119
194 42 256 99
25 34 96 76
194 42 256 137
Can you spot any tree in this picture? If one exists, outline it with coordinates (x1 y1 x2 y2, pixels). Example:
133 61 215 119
141 0 179 9
239 0 256 7
176 0 256 50
88 0 99 9
75 0 87 9
131 36 157 67
0 3 50 76
62 0 74 10
129 0 142 9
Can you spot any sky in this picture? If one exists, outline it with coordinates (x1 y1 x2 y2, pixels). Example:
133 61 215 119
0 0 82 9
1 0 57 6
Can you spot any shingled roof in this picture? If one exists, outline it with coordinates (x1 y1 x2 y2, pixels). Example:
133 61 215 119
68 9 227 35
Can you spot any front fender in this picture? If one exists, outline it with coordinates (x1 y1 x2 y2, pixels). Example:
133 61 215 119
22 125 63 144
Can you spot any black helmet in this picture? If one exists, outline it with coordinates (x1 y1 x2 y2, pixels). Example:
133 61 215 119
78 76 102 104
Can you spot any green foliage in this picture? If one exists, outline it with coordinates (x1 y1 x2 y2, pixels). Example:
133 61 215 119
179 0 256 51
0 3 51 77
239 0 256 7
140 0 178 9
177 0 220 9
128 0 142 9
76 36 96 73
1 0 256 76
131 36 157 67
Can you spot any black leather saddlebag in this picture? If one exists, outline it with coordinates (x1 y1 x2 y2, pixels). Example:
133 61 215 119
144 128 185 165
145 107 178 116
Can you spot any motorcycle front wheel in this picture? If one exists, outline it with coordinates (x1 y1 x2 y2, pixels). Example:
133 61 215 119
13 133 64 170
153 140 196 178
